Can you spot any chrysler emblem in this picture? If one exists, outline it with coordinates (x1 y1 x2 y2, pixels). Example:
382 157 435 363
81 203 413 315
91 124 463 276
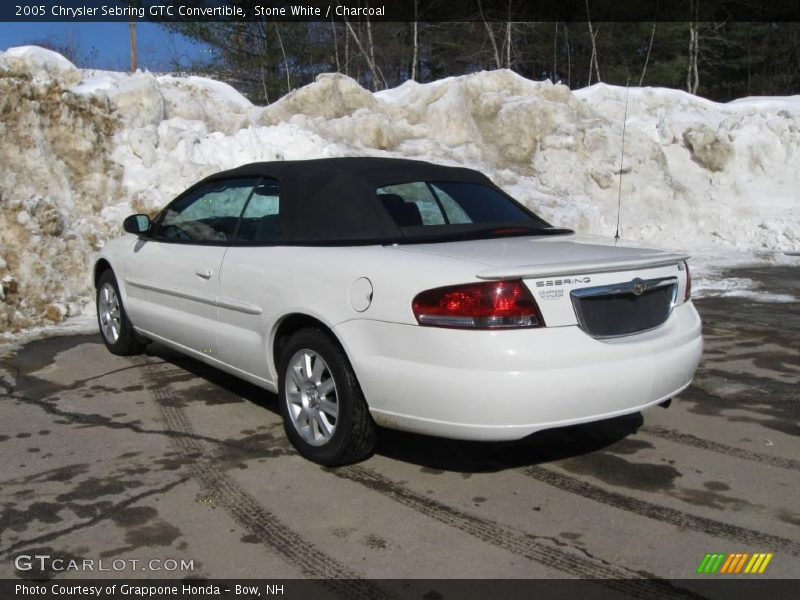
631 279 647 296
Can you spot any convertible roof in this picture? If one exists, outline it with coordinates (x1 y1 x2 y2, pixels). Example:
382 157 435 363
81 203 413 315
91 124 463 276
203 157 493 188
198 157 499 243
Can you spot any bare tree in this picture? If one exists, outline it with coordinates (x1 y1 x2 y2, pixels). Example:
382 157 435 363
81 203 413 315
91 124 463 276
502 0 513 68
504 21 512 68
478 0 502 68
553 20 558 80
331 20 341 72
344 20 350 76
639 23 656 86
129 21 137 72
273 23 291 94
585 0 602 83
687 0 700 94
365 13 387 88
254 20 270 104
411 1 419 80
343 16 384 90
564 23 571 87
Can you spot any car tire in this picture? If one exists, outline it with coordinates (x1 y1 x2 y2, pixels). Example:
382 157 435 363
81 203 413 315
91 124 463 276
278 328 376 466
96 270 146 356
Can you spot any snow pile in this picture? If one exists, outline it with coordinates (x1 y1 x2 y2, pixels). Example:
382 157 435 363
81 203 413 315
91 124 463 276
0 49 122 330
1 46 798 332
1 45 80 82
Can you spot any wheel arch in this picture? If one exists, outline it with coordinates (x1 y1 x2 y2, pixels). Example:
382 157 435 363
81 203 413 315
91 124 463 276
93 258 113 289
271 313 353 383
93 258 134 322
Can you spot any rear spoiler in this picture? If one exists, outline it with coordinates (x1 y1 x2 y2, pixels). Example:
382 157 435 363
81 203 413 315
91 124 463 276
476 252 690 280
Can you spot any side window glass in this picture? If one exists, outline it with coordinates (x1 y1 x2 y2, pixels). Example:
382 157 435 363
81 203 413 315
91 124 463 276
377 182 445 226
232 180 281 243
157 179 258 243
430 184 472 224
378 181 538 229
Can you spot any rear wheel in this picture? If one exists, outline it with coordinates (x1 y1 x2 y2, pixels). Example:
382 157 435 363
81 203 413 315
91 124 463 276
96 270 145 356
278 328 375 465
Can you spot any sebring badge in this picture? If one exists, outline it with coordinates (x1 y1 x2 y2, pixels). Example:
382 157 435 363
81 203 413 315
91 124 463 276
631 278 647 296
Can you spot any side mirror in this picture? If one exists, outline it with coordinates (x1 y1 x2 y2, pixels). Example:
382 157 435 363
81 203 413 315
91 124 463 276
123 214 151 235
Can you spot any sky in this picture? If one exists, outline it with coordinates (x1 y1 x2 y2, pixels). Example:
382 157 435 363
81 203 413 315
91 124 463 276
0 22 210 71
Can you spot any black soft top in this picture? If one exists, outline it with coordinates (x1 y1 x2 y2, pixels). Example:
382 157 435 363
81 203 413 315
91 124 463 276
199 157 503 243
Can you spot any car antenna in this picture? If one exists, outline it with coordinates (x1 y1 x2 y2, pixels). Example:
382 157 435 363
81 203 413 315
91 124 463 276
614 79 631 246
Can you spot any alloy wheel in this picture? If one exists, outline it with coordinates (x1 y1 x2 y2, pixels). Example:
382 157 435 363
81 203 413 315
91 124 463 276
285 349 339 446
98 283 121 344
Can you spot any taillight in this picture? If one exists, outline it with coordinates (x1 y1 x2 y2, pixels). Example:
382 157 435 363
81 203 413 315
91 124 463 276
684 260 692 301
412 280 544 329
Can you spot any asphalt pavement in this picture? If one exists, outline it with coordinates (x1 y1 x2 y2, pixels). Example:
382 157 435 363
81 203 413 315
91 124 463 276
0 266 797 597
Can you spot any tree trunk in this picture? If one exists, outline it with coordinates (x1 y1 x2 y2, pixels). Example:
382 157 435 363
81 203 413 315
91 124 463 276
129 21 137 73
478 0 502 69
253 20 269 105
746 28 752 95
585 0 601 83
553 20 558 81
564 23 571 87
366 17 377 78
344 17 383 90
260 65 270 105
691 31 699 94
687 0 700 94
331 20 341 73
344 21 350 76
687 26 699 94
504 0 512 68
410 1 419 81
505 21 512 68
273 23 291 94
639 22 656 87
411 25 419 81
365 15 387 89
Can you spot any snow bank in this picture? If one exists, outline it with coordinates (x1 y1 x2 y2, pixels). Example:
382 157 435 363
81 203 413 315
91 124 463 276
1 46 798 332
1 45 80 82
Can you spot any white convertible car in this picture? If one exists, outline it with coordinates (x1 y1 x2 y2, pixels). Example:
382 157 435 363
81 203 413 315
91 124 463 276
94 157 702 465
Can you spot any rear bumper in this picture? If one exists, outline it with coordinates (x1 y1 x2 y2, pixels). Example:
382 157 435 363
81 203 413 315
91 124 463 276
335 302 702 441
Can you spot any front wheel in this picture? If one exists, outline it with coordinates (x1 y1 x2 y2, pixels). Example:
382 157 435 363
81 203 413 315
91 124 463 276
278 328 376 466
96 270 145 356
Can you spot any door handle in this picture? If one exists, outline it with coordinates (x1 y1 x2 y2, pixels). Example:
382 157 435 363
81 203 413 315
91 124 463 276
195 268 213 279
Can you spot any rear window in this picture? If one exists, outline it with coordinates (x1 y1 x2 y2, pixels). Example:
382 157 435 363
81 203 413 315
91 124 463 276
376 182 549 232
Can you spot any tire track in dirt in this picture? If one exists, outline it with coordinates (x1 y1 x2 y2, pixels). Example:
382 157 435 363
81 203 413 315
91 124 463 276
141 359 389 600
520 466 800 556
640 425 800 472
143 356 700 597
334 465 705 600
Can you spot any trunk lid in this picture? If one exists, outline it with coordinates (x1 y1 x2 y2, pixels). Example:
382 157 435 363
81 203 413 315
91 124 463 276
393 234 687 278
394 234 689 332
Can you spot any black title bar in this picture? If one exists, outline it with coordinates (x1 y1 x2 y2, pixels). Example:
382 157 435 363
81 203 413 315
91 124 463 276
3 579 800 600
4 0 800 23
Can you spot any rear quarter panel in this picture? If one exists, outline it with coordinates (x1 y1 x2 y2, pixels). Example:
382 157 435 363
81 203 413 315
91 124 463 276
217 244 489 381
